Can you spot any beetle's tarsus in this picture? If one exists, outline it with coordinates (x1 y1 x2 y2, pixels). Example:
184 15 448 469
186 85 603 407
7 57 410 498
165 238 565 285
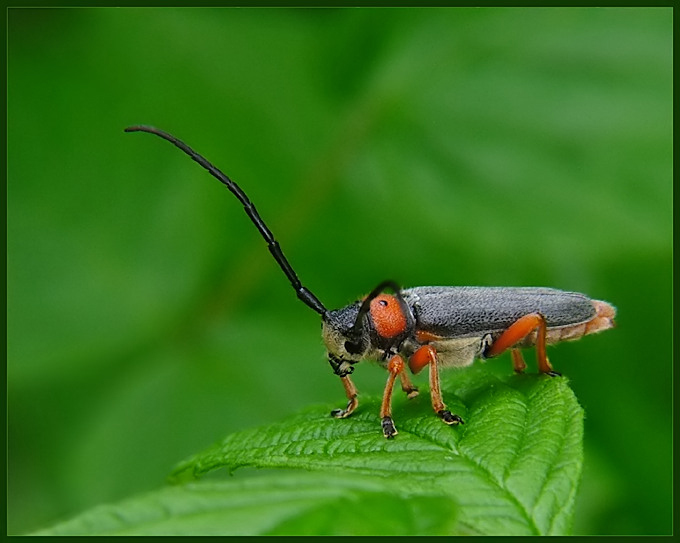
438 409 464 425
330 405 354 418
382 416 398 438
398 369 419 399
546 370 562 377
331 395 358 419
331 407 355 419
405 387 419 399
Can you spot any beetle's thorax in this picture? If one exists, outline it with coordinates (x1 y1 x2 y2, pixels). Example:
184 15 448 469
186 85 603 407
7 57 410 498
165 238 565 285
322 295 416 362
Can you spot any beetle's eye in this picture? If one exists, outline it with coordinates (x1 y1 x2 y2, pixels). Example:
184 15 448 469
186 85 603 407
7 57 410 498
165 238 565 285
344 340 363 355
379 299 388 306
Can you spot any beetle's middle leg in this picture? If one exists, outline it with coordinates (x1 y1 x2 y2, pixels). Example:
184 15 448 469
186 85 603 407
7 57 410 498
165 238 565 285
399 371 419 399
409 345 464 426
486 313 561 376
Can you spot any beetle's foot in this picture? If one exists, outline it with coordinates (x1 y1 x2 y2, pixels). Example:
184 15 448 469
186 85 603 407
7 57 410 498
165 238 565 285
438 410 464 425
404 386 419 399
546 370 562 377
382 416 398 438
330 396 358 419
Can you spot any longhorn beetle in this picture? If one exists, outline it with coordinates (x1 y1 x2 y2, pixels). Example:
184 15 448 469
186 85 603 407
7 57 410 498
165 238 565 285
125 125 616 439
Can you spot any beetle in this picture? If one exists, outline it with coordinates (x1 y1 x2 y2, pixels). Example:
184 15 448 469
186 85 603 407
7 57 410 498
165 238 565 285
125 125 616 438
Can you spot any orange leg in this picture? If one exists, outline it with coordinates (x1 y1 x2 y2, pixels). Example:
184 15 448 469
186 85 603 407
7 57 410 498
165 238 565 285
330 375 359 419
486 313 560 376
380 355 407 438
511 349 527 373
399 370 419 399
409 345 464 426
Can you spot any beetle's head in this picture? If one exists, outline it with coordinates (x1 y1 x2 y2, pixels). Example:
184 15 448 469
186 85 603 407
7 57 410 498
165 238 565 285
322 302 369 362
321 282 414 376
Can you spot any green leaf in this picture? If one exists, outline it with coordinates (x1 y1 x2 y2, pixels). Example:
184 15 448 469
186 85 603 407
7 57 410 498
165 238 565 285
169 365 584 535
31 366 583 535
32 472 458 536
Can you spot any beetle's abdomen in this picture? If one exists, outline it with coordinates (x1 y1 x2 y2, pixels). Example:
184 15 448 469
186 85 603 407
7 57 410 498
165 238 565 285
404 286 597 337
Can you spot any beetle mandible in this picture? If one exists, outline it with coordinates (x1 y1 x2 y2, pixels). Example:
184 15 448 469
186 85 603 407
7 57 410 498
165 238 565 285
125 125 616 439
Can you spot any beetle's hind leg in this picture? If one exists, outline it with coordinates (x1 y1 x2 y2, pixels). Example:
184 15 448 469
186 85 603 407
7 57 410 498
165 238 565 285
330 375 359 419
409 345 464 426
486 313 561 377
511 349 527 373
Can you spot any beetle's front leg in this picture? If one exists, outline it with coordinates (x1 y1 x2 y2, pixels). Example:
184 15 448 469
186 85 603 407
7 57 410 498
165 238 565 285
330 375 359 419
410 345 464 426
328 354 359 419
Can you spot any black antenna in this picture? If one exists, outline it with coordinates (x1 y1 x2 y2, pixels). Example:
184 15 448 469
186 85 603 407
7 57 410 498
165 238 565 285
125 125 327 316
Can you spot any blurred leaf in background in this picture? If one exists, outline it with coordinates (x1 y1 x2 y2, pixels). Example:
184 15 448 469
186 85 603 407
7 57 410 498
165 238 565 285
7 7 671 535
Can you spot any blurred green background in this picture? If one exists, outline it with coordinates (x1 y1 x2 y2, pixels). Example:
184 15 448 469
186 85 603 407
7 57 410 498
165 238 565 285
7 7 671 535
